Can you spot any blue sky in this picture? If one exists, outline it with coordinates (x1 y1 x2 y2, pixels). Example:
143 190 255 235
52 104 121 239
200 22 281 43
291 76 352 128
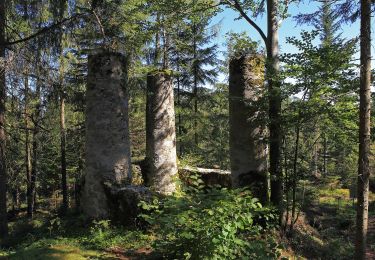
211 1 361 61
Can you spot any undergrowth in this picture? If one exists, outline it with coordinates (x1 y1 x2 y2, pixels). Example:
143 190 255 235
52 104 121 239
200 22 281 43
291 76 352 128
140 175 281 259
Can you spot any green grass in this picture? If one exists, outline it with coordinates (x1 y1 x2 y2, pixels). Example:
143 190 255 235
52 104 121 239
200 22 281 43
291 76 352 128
319 188 350 198
0 210 153 260
4 244 108 260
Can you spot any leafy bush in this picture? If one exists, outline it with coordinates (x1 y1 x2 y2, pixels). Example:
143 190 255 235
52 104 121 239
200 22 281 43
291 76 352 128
81 220 151 250
88 220 112 247
140 182 280 259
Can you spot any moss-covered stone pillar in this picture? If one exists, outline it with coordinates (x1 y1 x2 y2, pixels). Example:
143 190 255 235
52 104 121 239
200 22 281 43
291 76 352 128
229 55 268 199
81 52 132 219
145 71 177 194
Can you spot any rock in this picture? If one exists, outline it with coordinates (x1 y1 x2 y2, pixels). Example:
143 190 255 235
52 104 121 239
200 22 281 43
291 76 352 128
104 184 154 226
180 166 231 188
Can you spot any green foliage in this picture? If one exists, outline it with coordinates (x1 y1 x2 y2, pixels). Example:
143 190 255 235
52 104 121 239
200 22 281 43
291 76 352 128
281 29 358 189
87 220 112 247
225 31 260 58
80 220 151 251
140 186 280 259
176 83 230 169
47 216 62 236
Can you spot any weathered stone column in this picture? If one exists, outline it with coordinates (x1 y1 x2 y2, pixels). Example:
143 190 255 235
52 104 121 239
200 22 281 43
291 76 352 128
81 52 132 219
229 55 268 199
145 71 178 194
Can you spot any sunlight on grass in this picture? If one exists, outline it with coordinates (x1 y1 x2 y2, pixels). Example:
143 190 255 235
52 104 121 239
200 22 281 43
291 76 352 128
5 244 109 260
319 188 349 198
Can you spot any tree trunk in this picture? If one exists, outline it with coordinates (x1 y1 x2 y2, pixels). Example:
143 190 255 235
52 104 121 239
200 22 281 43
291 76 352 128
267 0 283 215
313 142 318 176
75 131 83 212
12 188 19 211
60 92 68 214
228 55 267 201
154 14 160 66
176 65 183 156
24 76 33 218
162 25 169 69
81 52 132 219
323 134 327 177
30 73 41 217
290 123 300 231
283 136 290 231
193 24 199 146
145 71 178 194
0 0 8 239
58 0 68 215
355 0 371 258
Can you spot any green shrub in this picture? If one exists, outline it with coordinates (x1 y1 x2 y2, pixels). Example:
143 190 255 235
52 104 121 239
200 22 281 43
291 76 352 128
81 220 151 250
47 216 62 236
88 220 112 247
140 185 280 259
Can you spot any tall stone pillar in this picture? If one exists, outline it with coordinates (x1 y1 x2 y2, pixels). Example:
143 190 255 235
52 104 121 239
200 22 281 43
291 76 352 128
229 55 268 199
145 71 178 194
81 52 132 219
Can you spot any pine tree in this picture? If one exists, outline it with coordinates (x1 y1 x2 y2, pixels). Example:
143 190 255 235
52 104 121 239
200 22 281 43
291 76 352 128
186 13 218 147
168 9 218 153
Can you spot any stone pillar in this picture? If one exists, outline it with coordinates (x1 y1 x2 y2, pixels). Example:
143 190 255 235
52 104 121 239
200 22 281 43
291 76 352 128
229 55 268 199
81 52 132 219
145 71 177 194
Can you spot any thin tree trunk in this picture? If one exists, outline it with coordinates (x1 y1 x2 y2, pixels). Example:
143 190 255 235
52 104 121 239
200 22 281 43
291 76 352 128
283 136 289 232
24 76 33 218
75 131 83 212
10 91 19 212
154 14 160 66
177 63 183 156
162 25 169 69
267 0 283 216
323 134 327 177
60 91 68 214
290 124 300 231
30 54 42 217
0 0 8 238
314 142 318 176
12 188 19 211
355 0 371 258
59 52 68 214
58 0 68 215
192 23 198 146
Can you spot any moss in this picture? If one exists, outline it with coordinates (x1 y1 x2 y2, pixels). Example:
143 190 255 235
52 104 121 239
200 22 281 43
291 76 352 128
148 69 174 77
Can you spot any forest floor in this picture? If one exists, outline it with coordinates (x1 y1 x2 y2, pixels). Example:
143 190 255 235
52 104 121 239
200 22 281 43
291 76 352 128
0 180 374 260
285 179 375 259
0 209 157 260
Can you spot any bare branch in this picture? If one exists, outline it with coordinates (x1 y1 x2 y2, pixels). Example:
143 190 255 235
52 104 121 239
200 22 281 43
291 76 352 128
224 0 268 48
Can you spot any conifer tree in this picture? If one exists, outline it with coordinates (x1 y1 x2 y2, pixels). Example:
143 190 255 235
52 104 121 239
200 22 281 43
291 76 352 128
185 12 218 147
